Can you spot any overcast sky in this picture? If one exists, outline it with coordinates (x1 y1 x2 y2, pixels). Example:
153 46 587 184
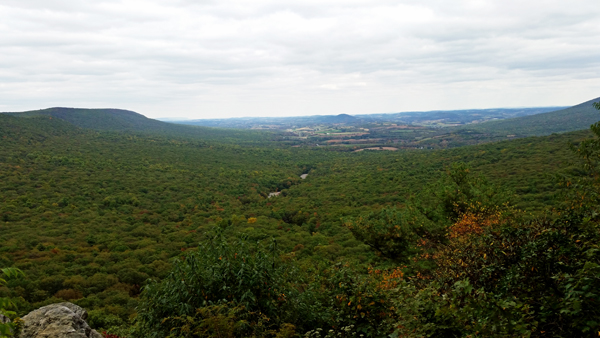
1 0 599 119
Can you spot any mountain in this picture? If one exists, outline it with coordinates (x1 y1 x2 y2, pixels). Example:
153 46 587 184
461 97 600 136
1 107 274 144
0 114 83 144
313 113 357 123
2 100 599 336
171 107 566 129
4 107 177 132
359 107 566 126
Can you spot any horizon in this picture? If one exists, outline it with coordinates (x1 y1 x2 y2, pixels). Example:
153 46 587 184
156 103 571 121
0 102 575 121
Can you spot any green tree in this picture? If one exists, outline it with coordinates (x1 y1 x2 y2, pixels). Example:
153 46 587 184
344 163 514 261
414 162 514 225
133 227 303 338
343 207 440 261
0 268 24 338
563 101 600 208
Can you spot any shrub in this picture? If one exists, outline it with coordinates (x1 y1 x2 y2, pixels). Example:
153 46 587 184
54 289 83 301
133 227 302 337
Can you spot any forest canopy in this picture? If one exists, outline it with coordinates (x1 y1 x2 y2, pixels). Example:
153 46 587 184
0 102 599 337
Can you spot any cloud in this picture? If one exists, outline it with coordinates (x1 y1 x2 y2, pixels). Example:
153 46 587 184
0 0 599 117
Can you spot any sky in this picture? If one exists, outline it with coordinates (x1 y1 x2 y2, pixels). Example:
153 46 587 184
1 0 599 119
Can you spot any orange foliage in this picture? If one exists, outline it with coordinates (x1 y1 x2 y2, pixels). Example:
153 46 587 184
370 266 405 290
420 210 512 286
448 211 502 240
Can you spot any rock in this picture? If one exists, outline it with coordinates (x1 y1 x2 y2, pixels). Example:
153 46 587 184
54 303 88 321
0 313 10 324
20 302 103 338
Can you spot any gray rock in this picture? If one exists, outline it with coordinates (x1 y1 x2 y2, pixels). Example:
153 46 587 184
54 303 88 321
0 312 10 324
20 302 103 338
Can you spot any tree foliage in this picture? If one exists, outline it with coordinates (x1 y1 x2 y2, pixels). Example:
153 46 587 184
0 268 23 338
133 228 302 337
1 104 600 336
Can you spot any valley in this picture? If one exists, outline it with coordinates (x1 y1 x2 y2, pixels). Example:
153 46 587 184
1 97 599 337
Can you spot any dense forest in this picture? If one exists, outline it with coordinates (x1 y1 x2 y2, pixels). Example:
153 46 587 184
1 101 600 337
462 96 600 136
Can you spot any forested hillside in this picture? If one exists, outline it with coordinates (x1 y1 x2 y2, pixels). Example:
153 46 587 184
462 96 600 136
6 108 166 132
1 103 600 337
3 108 276 145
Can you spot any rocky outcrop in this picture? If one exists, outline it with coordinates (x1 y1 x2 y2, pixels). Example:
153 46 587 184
19 302 103 338
0 312 10 324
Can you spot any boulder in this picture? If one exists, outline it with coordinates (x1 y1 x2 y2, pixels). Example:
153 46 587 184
0 312 10 324
20 302 103 338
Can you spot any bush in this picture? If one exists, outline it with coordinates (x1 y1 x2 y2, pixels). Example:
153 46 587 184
133 227 303 338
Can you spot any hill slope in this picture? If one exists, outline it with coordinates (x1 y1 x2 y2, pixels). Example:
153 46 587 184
0 107 596 335
0 114 83 143
462 96 600 136
5 107 168 132
2 107 275 144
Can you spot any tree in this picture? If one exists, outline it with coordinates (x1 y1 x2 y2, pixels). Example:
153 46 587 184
133 227 302 338
344 163 514 261
563 101 600 209
0 268 24 338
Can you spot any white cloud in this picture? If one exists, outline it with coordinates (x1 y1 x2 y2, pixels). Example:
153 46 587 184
0 0 599 118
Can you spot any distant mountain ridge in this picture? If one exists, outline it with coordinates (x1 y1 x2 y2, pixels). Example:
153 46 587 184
3 96 599 146
357 107 567 125
1 107 274 143
315 113 357 123
462 97 600 136
169 107 567 129
4 107 168 132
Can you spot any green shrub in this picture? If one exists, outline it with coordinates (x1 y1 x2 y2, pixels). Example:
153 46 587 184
133 227 302 337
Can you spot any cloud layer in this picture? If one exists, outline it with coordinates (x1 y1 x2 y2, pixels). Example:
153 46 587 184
1 0 599 118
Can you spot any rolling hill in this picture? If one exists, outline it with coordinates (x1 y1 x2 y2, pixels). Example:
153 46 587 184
167 107 566 129
4 107 168 132
1 107 275 144
1 100 599 336
461 96 600 136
